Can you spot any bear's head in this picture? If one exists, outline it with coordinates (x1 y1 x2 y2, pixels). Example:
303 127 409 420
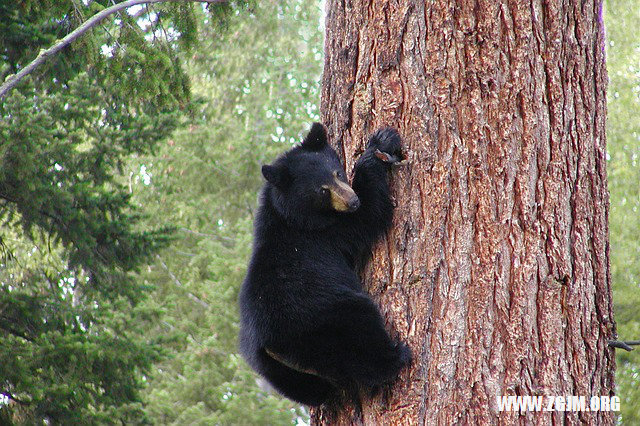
261 123 360 229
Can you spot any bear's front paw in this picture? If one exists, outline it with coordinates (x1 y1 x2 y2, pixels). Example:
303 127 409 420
368 128 403 164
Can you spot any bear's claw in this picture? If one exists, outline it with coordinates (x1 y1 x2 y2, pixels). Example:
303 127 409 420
374 149 401 164
369 128 403 163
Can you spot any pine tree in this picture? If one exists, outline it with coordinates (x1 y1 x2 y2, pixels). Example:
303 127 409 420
0 1 238 422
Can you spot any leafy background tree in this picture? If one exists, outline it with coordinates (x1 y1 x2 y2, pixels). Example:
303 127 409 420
606 0 640 423
0 0 236 423
1 0 322 424
1 0 639 424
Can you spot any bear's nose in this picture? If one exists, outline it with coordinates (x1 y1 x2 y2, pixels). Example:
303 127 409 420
347 196 360 212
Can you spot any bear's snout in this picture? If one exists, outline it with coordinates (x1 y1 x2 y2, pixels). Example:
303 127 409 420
346 195 360 212
329 179 359 212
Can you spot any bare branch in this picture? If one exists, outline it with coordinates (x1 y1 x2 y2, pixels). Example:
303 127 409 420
607 339 640 351
0 0 226 98
178 227 235 246
156 254 210 309
1 391 31 405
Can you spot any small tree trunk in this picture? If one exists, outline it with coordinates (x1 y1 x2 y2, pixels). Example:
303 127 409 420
314 0 616 424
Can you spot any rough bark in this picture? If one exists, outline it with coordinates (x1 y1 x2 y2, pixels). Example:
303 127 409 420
313 0 615 424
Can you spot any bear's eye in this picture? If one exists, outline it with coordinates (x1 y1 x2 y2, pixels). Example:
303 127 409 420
320 186 329 196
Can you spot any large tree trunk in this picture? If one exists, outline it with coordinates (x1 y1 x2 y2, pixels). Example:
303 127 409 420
313 0 616 424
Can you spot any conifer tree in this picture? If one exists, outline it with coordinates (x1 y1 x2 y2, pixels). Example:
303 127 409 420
0 1 236 422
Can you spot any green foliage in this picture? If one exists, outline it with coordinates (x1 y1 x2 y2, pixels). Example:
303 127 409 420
128 1 323 423
0 1 86 84
1 0 320 423
1 74 176 301
0 1 238 423
605 0 640 423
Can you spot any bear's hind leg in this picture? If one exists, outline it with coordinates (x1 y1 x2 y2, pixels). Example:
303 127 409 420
300 295 412 388
257 349 337 406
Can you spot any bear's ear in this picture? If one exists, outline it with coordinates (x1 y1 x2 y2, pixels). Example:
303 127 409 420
262 163 290 188
300 122 328 151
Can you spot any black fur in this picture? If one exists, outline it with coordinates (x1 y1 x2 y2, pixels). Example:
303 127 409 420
238 123 411 406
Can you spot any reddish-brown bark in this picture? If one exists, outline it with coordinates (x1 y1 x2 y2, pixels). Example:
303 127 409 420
313 0 616 424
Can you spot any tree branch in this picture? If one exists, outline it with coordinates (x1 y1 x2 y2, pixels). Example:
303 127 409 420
178 227 235 246
0 0 226 98
1 392 31 405
0 320 35 342
607 339 640 351
156 254 210 309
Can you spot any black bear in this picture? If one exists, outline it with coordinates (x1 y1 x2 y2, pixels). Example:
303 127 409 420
238 123 411 406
